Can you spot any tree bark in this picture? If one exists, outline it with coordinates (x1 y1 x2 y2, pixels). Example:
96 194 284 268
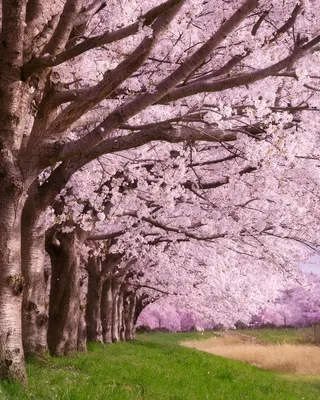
101 277 113 344
134 293 152 325
77 272 87 352
118 289 125 342
45 226 87 356
111 279 121 343
21 198 48 356
0 188 27 384
124 293 137 341
85 255 103 343
77 306 87 352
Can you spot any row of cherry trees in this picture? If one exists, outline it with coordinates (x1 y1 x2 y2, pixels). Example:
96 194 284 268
40 126 319 354
0 0 320 384
252 273 320 328
138 271 320 332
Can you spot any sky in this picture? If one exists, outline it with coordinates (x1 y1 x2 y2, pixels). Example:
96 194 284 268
300 255 320 275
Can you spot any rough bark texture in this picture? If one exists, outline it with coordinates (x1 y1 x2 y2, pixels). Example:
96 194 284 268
101 277 113 344
77 307 87 352
118 290 125 342
0 0 268 386
111 280 120 343
124 293 137 341
0 0 29 383
77 273 87 352
46 226 87 356
0 189 27 384
21 198 48 356
85 255 103 343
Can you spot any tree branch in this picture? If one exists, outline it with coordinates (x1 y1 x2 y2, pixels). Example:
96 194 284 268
134 284 172 295
41 0 186 143
269 3 303 44
22 0 185 78
187 52 249 85
33 123 235 229
57 0 259 159
41 0 83 56
126 211 226 241
24 0 44 49
66 1 107 49
86 230 126 241
158 36 320 104
47 125 236 165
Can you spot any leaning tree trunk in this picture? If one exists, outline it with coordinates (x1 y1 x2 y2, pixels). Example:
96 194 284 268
134 293 152 325
46 226 88 356
86 255 103 343
21 195 49 356
0 187 27 384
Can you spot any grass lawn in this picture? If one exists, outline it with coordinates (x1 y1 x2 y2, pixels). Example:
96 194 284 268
240 327 314 344
0 331 319 399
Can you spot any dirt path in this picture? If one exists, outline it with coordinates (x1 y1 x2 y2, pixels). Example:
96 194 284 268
217 330 269 345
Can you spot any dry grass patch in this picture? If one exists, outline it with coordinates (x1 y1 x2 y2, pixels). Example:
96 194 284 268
182 336 320 375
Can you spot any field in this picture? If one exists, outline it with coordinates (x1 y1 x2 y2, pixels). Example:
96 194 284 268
182 328 320 374
0 331 320 400
241 327 315 344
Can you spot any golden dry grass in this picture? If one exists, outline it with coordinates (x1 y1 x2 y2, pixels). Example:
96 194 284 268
182 335 320 375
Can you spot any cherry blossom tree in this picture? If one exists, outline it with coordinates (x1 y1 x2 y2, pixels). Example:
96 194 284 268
43 143 315 340
1 0 320 383
252 273 320 328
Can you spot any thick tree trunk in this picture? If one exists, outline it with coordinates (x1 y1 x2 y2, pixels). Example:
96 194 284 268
77 306 87 352
21 200 48 356
0 189 27 384
86 255 103 343
46 226 87 356
124 293 137 341
101 277 113 344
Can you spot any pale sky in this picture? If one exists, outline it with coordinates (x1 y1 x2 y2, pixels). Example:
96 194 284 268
300 255 320 275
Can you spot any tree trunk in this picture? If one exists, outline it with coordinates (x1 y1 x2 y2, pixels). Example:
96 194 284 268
77 273 87 352
101 277 113 344
118 289 125 342
0 189 27 384
86 255 103 343
111 280 120 343
77 306 87 352
21 199 48 356
134 293 152 325
46 226 87 356
124 293 137 341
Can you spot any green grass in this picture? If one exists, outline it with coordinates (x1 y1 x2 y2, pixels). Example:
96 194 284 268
240 327 314 344
1 332 320 399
